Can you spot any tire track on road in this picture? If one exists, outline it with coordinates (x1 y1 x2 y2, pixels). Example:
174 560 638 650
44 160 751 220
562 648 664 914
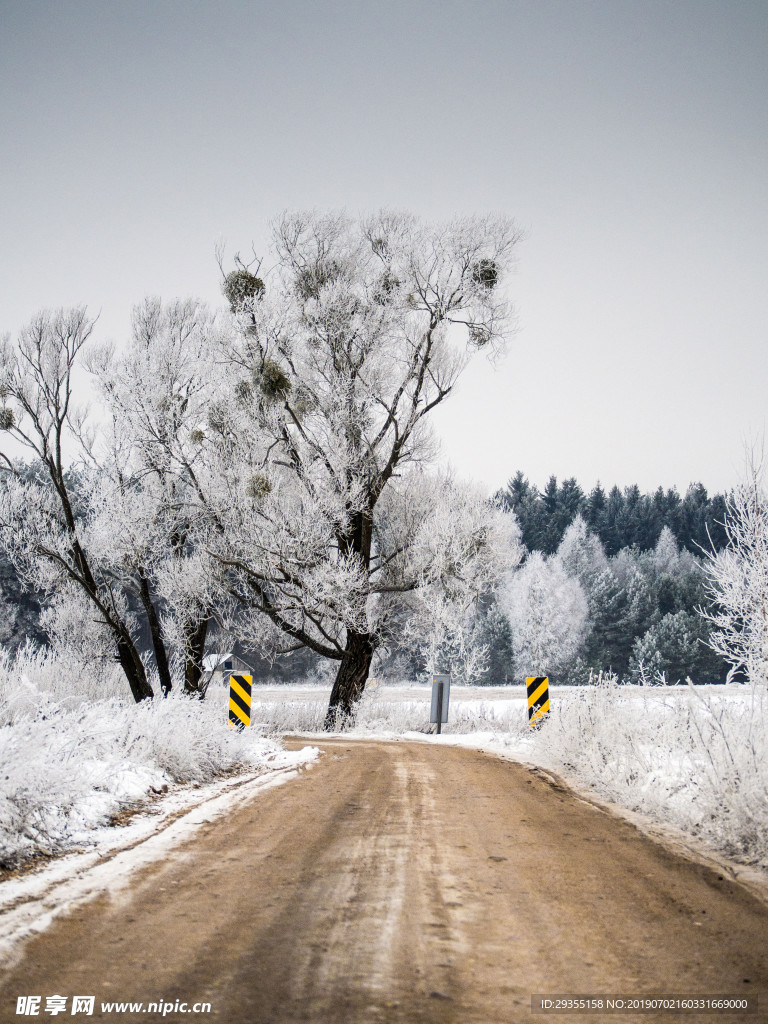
1 740 766 1023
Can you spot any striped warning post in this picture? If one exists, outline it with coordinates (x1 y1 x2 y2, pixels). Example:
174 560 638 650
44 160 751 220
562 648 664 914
526 676 549 727
228 674 252 730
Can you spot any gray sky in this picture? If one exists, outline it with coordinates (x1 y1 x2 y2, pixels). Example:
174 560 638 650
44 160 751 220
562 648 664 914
1 0 766 495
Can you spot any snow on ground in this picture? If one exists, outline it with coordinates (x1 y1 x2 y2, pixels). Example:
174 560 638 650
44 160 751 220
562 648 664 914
0 754 318 966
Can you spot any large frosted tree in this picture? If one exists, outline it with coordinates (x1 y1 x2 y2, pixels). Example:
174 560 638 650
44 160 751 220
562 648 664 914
198 211 524 723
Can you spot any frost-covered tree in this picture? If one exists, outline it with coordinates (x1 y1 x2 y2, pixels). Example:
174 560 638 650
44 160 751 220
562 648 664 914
0 302 226 703
651 525 683 575
702 464 768 686
199 211 524 722
499 551 589 682
629 609 721 684
388 478 522 685
0 309 155 701
557 514 607 588
89 297 223 694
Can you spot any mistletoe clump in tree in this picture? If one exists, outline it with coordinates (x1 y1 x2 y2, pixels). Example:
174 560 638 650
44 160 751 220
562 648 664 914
199 211 524 725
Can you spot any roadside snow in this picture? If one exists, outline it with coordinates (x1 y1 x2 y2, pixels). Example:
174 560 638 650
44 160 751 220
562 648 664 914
0 752 318 967
0 648 318 868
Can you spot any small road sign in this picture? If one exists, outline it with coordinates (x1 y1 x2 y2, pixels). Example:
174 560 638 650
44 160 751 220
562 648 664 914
430 673 451 734
526 676 549 727
229 674 252 730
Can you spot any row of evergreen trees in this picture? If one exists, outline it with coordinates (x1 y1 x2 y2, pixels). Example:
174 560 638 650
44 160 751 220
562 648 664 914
498 473 729 556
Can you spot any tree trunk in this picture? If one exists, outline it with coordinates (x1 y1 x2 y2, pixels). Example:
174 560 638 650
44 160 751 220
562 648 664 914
115 629 154 703
138 570 173 696
183 615 210 696
324 630 375 729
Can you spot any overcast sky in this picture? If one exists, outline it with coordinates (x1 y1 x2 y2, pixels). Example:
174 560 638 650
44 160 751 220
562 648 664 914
1 0 766 495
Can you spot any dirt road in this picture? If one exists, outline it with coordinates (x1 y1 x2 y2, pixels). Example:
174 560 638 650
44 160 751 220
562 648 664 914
1 740 767 1023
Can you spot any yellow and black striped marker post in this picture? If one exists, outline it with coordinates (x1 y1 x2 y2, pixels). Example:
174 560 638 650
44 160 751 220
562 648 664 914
526 676 549 727
228 674 252 730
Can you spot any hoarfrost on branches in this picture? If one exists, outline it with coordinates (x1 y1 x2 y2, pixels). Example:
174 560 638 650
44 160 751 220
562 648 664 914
556 514 608 588
202 210 524 722
0 309 156 701
500 550 589 682
702 461 768 687
0 211 525 721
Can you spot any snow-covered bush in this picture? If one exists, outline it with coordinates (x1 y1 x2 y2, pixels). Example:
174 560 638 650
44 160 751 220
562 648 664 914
531 676 768 866
0 648 288 868
0 644 127 714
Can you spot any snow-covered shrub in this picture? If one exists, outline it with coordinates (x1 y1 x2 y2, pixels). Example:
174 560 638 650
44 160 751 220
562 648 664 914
0 643 126 715
0 650 288 868
531 676 768 866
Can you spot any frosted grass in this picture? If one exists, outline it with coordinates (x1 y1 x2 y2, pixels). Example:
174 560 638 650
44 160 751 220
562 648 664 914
0 648 296 868
530 678 768 867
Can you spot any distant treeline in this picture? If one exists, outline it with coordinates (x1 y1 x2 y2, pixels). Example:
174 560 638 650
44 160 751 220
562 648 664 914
497 473 729 557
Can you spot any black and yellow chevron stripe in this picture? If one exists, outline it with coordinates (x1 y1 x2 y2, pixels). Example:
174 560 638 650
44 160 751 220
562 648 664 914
526 676 549 727
228 674 252 730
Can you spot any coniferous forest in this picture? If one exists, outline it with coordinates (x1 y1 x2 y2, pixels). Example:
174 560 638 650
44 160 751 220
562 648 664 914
498 472 729 557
